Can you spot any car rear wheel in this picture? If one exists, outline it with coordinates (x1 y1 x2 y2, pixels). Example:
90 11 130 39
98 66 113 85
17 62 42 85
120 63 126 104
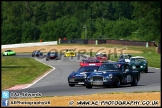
86 85 92 89
104 85 111 88
131 75 138 86
113 77 120 88
69 84 75 87
55 57 59 60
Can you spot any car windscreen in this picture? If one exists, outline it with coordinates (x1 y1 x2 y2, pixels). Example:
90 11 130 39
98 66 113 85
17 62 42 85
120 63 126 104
50 52 57 55
35 50 40 53
98 64 120 71
83 60 100 63
124 55 131 59
50 52 55 54
5 50 12 52
131 58 146 62
78 66 99 73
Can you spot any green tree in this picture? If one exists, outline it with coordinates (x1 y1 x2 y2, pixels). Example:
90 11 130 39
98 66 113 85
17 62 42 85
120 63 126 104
21 22 40 42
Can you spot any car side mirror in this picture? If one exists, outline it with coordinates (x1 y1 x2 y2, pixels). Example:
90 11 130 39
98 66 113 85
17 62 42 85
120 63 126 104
73 71 75 73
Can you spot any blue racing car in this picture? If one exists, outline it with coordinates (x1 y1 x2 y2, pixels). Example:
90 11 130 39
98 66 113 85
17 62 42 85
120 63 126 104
46 52 59 61
32 50 43 57
84 62 140 89
68 62 102 87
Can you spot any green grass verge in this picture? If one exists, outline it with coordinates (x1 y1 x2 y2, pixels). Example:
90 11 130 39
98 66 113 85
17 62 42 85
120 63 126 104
2 57 52 90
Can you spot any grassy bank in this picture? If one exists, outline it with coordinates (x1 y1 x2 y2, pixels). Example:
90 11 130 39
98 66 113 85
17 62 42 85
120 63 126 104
2 57 52 89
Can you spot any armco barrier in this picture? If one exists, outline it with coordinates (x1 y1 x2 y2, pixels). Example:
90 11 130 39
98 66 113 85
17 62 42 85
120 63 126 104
59 39 156 47
2 41 57 49
60 40 88 44
106 39 155 47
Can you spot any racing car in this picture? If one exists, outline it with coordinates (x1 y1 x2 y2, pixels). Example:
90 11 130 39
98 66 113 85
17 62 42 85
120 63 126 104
46 52 59 61
80 57 101 67
84 62 140 89
68 59 102 87
2 50 16 56
129 56 148 73
95 52 108 62
117 54 132 63
32 50 43 57
64 49 76 57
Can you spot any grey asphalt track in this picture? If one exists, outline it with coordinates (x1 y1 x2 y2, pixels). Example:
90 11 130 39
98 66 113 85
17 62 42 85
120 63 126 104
2 53 161 97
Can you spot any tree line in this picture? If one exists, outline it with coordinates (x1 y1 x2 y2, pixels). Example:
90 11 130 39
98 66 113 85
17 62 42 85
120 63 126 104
1 1 161 44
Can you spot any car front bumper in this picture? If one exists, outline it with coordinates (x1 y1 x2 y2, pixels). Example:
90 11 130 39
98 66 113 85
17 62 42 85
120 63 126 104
132 67 147 72
68 78 85 85
84 80 115 86
49 56 57 59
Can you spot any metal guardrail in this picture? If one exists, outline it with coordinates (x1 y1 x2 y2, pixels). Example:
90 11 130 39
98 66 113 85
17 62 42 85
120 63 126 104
60 39 156 47
2 41 57 49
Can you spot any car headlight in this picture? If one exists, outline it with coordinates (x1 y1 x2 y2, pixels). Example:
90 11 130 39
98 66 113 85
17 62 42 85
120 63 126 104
132 66 136 69
143 63 146 66
108 74 113 78
84 74 87 78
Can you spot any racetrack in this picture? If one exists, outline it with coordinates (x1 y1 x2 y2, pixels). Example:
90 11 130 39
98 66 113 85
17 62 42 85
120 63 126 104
2 54 161 96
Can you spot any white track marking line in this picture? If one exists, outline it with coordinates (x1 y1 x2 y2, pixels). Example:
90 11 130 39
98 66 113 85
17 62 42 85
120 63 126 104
22 58 55 89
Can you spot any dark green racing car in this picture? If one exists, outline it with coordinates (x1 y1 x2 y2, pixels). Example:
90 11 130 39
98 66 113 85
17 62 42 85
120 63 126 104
129 56 148 73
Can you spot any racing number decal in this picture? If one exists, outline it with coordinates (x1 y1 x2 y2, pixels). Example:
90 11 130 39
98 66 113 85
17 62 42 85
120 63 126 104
126 75 131 82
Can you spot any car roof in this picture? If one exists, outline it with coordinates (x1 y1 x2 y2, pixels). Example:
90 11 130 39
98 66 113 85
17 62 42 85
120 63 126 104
131 56 145 58
5 50 12 51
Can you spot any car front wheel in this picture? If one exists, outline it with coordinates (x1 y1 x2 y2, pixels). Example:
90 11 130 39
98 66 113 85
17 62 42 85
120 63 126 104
113 77 120 88
85 85 92 89
69 84 75 87
145 66 148 73
131 75 138 86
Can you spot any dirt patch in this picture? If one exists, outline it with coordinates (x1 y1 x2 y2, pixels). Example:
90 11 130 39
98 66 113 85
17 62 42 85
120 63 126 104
9 92 160 107
1 45 142 54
